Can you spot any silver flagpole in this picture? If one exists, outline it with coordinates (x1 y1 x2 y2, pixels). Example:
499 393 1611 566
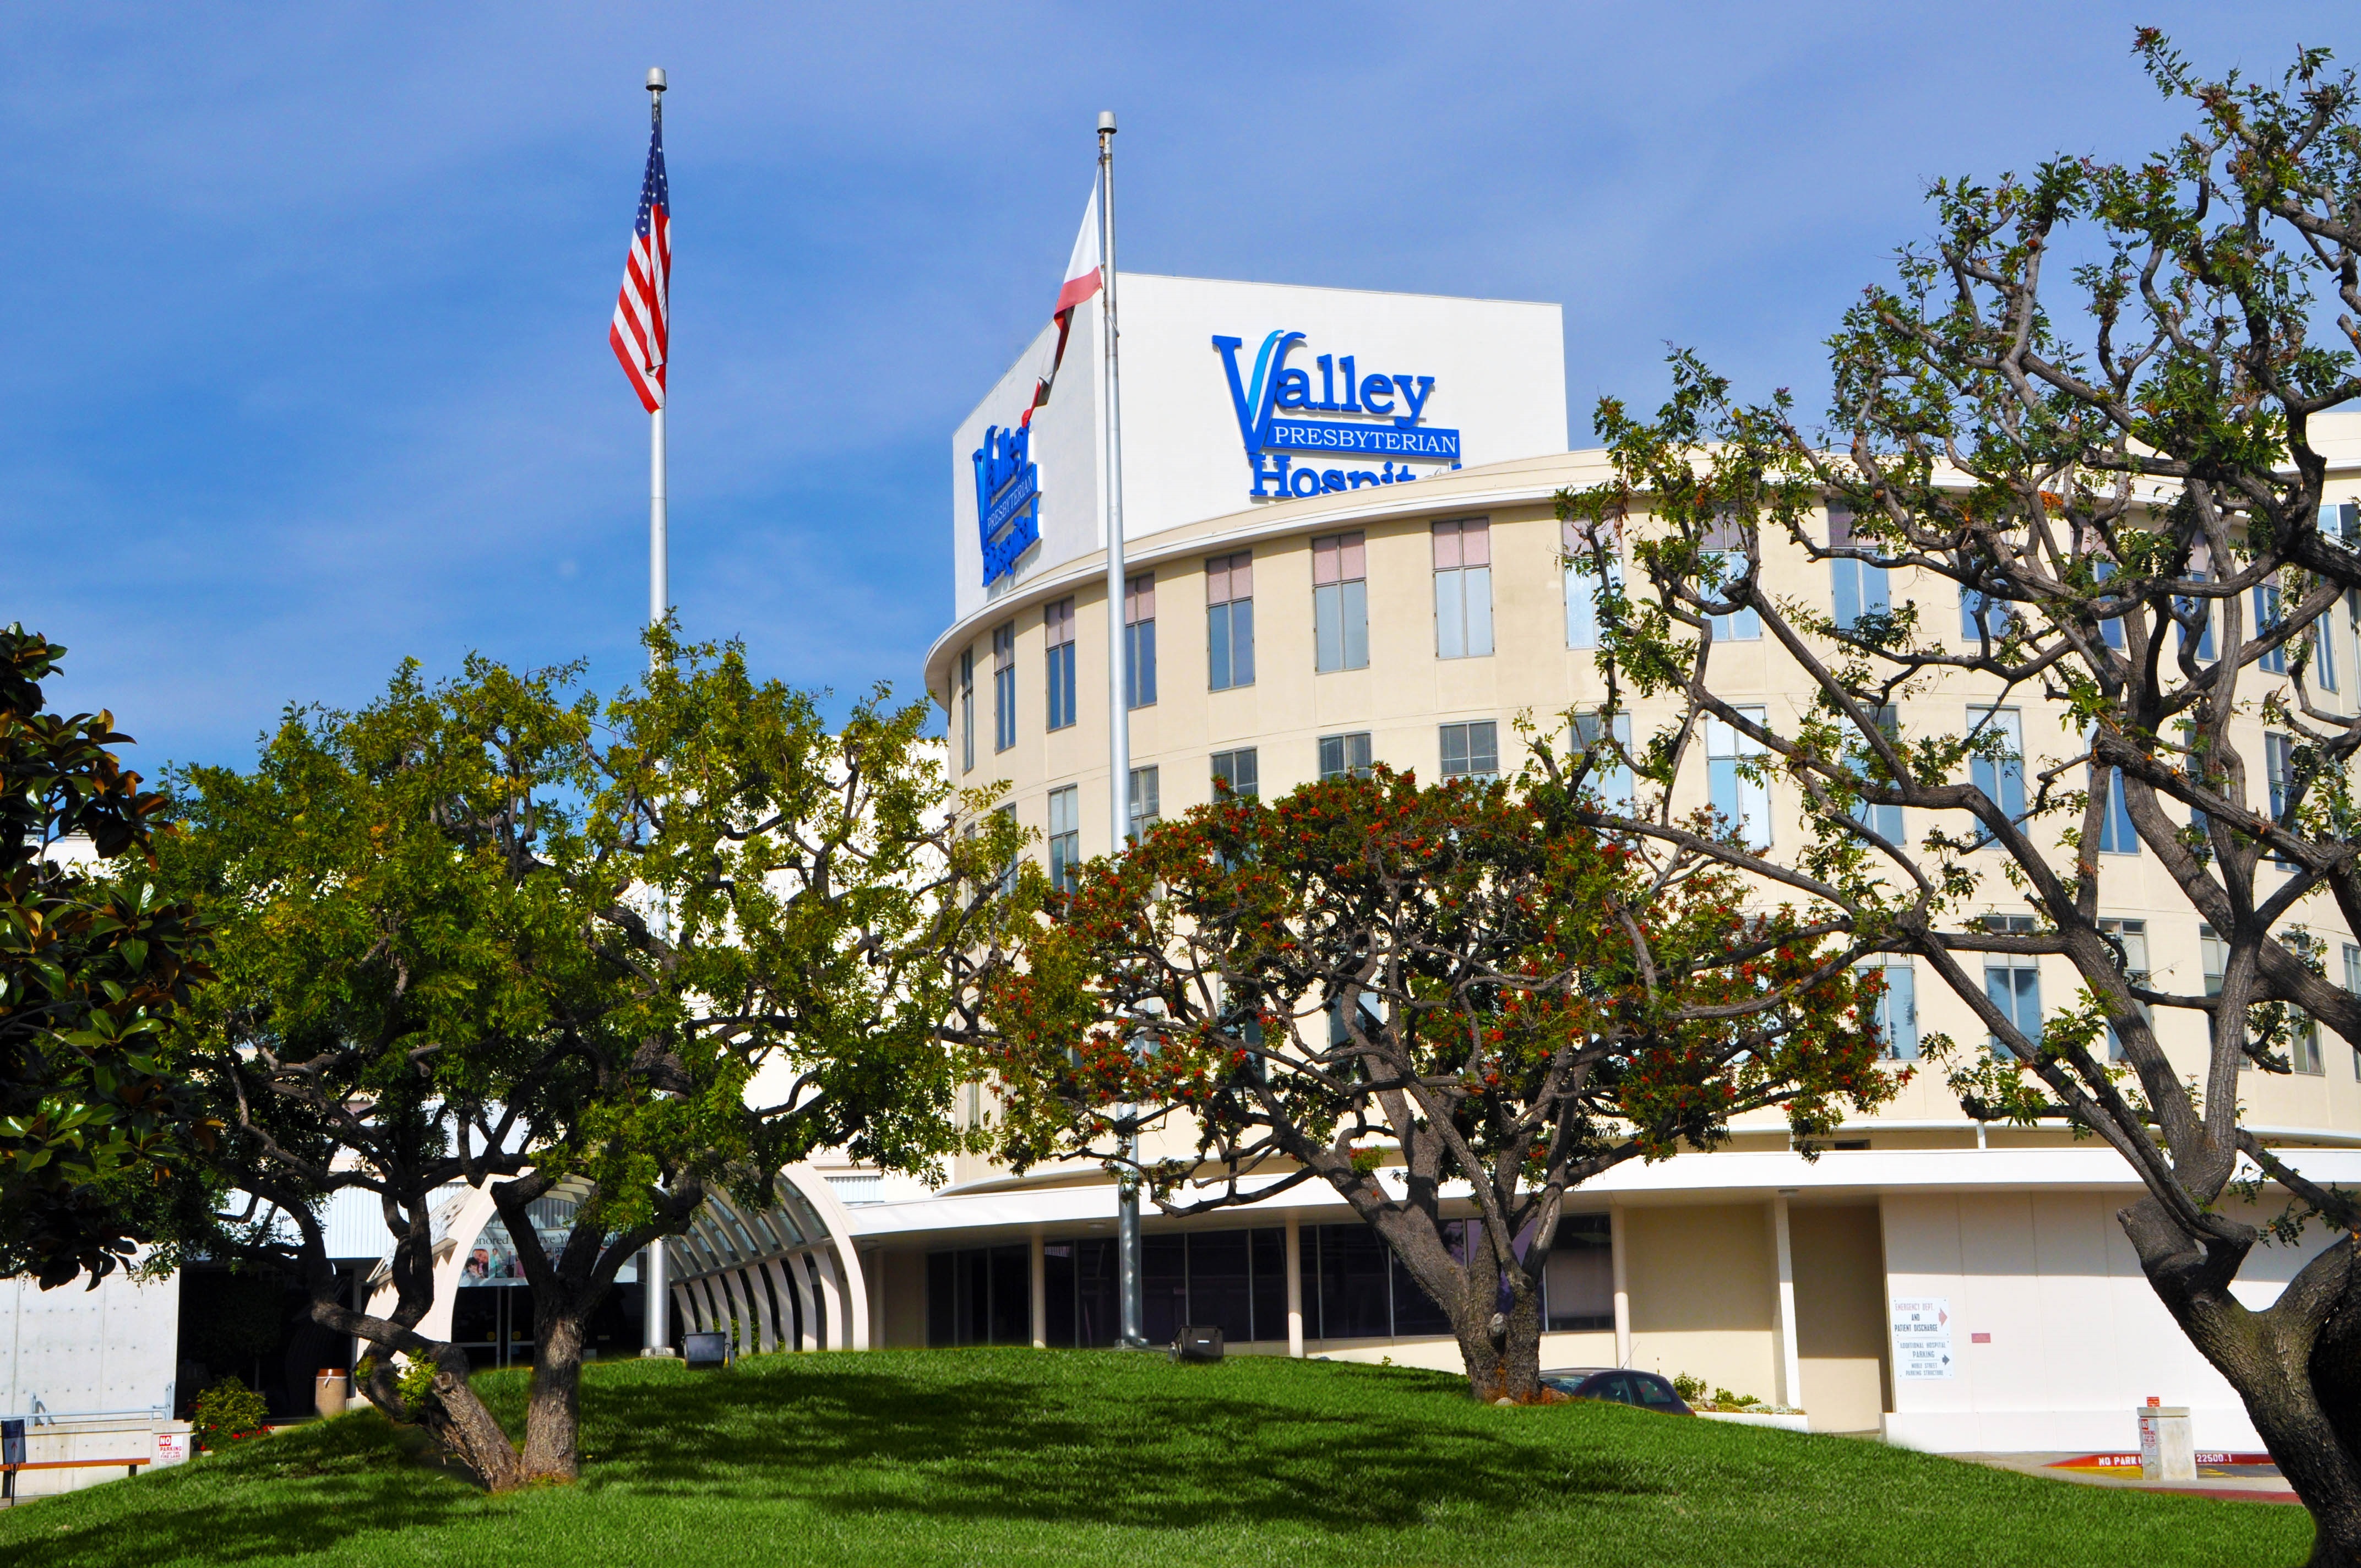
647 67 670 661
1097 108 1147 1352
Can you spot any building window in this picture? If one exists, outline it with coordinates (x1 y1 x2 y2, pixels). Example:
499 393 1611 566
1961 584 2013 641
1439 721 1498 782
2344 942 2361 1077
1047 785 1081 894
1857 959 1919 1060
993 803 1019 897
1318 732 1372 781
992 623 1016 753
2200 922 2227 999
2319 601 2340 694
1706 707 1770 848
1313 532 1369 672
2095 759 2138 855
1128 766 1160 843
1968 706 2025 836
2294 1020 2325 1076
1570 711 1634 813
959 649 975 775
1433 519 1493 659
2177 571 2216 661
1045 598 1077 732
1207 552 1255 692
1702 516 1759 641
2259 582 2288 673
1125 574 1157 709
2267 731 2297 821
1849 705 1902 841
1564 521 1622 650
1211 748 1259 799
2097 917 2149 1061
1829 507 1889 631
2092 557 2126 652
1982 915 2041 1057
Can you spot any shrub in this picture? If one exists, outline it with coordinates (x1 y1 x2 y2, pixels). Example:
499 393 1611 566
191 1377 270 1453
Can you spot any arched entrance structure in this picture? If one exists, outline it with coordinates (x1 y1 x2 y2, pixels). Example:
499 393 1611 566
364 1164 868 1361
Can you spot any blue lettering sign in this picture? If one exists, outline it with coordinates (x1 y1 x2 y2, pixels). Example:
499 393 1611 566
1211 331 1460 499
973 422 1041 584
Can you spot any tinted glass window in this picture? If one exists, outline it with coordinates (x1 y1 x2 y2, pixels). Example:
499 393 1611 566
1631 1375 1682 1408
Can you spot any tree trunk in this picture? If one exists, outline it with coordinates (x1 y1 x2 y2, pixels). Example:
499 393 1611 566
519 1310 585 1484
308 1283 525 1492
419 1346 525 1493
2123 1199 2361 1566
1446 1247 1545 1402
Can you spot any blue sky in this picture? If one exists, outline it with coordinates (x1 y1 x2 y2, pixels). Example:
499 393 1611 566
2 3 2332 772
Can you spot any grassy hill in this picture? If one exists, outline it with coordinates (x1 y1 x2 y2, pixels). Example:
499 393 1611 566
0 1350 2310 1567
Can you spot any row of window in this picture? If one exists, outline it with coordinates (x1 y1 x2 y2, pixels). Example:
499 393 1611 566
1036 723 1510 890
961 520 1525 771
975 501 2361 777
924 1218 1616 1349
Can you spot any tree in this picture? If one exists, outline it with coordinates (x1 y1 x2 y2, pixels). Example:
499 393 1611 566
1562 34 2361 1562
969 765 1894 1400
0 625 214 1289
160 634 1014 1488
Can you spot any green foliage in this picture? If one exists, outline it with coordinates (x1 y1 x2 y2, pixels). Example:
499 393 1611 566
191 1375 270 1453
393 1355 438 1416
0 1352 2307 1568
150 628 1021 1480
975 764 1894 1383
0 624 217 1288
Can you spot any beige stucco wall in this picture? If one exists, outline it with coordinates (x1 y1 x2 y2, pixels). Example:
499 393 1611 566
1789 1204 1889 1431
931 443 2361 1155
1622 1203 1780 1402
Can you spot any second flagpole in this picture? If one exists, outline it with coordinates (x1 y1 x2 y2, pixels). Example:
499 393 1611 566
1097 108 1149 1353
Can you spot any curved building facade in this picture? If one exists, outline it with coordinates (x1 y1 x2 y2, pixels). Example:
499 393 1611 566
847 274 2361 1453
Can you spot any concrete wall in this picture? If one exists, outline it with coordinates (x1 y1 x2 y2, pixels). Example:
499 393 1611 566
0 1264 178 1420
1879 1190 2335 1452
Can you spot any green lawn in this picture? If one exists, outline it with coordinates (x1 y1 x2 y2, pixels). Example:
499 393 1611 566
0 1350 2312 1567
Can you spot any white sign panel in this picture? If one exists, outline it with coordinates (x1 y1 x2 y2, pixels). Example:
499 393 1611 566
154 1430 189 1467
1891 1297 1955 1380
951 274 1568 623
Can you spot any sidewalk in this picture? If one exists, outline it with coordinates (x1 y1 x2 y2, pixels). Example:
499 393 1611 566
1961 1451 2299 1505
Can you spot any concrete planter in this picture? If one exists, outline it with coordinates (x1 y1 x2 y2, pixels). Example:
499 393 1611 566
1695 1409 1811 1433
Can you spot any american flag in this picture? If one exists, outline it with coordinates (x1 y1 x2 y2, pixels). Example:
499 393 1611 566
610 119 670 413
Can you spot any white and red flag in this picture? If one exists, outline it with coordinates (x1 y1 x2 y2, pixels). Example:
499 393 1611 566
1018 185 1102 425
610 119 671 412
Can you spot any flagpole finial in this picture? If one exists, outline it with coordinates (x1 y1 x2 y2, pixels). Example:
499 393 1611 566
646 67 668 95
1097 110 1116 135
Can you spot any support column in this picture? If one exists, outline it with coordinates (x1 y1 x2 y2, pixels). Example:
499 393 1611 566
1610 1203 1632 1369
1770 1194 1802 1411
1285 1210 1305 1358
1030 1232 1048 1349
641 1241 672 1355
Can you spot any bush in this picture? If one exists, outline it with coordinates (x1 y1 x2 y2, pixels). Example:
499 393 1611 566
191 1376 270 1453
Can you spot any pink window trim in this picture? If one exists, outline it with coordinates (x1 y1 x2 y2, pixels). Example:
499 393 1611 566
1206 552 1252 605
1126 574 1155 624
1313 533 1365 586
1045 597 1075 647
1433 518 1488 569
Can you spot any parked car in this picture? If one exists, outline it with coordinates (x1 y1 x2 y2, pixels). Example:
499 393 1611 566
1541 1367 1694 1415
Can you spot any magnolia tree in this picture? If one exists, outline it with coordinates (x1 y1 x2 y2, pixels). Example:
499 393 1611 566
1560 34 2361 1561
160 635 1015 1489
0 627 214 1289
967 765 1894 1400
